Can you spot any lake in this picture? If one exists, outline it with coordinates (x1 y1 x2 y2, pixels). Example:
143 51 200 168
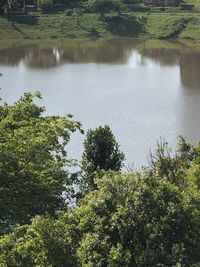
0 38 200 168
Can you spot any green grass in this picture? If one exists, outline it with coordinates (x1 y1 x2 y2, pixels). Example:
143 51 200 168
0 14 110 39
180 15 200 39
144 13 197 39
1 12 200 40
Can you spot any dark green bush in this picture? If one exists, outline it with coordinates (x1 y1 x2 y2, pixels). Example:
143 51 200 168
86 0 124 13
125 4 150 12
65 8 73 16
180 3 194 11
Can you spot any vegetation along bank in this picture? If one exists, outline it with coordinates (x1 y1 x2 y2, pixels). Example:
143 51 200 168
1 0 200 40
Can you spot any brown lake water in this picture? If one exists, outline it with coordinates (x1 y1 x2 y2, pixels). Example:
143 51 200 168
0 38 200 167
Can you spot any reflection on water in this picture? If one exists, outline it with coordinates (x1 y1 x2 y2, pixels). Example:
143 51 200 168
0 39 141 68
0 38 200 166
1 39 200 90
141 47 181 67
180 53 200 90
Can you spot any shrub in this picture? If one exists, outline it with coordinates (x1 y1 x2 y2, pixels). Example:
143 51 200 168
65 8 73 16
180 4 194 11
126 4 150 12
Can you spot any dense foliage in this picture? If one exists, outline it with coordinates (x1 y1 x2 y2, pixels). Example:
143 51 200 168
0 170 200 266
0 93 200 266
76 172 200 266
0 215 78 267
0 92 81 233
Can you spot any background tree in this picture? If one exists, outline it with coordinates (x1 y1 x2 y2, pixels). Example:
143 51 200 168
81 125 125 190
57 0 82 8
85 0 124 16
0 92 81 233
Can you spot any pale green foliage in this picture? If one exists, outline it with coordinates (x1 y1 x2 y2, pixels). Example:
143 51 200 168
184 139 200 190
108 243 131 267
0 92 81 232
0 214 78 267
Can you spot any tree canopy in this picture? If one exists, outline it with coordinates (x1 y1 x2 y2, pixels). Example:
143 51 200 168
0 92 81 233
0 170 200 266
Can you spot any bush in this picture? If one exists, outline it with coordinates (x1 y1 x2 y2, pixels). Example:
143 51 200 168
180 3 194 11
126 4 150 12
65 8 73 16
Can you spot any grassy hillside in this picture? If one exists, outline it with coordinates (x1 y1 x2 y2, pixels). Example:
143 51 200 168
0 12 200 40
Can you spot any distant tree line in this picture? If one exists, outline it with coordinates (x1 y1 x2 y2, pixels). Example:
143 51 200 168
0 0 181 14
0 0 126 14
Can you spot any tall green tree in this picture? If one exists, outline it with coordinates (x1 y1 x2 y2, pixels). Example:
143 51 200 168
81 125 125 190
0 92 81 233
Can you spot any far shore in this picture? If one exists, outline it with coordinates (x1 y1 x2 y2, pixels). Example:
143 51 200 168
1 12 200 41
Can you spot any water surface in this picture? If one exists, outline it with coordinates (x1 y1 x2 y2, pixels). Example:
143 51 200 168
1 38 200 167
